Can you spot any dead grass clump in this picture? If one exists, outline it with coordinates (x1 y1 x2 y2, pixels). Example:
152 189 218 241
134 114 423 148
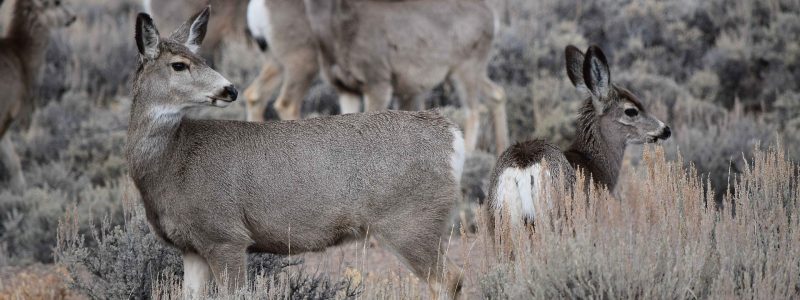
479 143 799 298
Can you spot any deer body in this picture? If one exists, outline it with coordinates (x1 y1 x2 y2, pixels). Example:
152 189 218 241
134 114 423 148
485 46 671 250
0 0 74 190
129 9 464 298
245 0 509 153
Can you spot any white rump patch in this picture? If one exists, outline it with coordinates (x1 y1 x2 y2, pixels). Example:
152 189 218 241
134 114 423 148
247 0 273 44
450 127 466 182
183 253 211 299
493 164 552 224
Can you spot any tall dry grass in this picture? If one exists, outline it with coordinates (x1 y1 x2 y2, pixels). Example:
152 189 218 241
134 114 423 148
478 144 799 299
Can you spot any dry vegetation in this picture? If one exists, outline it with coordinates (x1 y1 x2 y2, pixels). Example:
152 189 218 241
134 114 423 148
0 0 798 298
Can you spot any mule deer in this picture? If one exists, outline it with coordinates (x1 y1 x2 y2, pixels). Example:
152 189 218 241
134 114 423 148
484 45 671 253
144 0 248 62
0 0 75 190
128 8 464 298
245 0 509 153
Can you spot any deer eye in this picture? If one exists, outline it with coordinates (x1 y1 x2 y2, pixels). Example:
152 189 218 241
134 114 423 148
624 108 639 117
171 62 189 72
54 0 61 6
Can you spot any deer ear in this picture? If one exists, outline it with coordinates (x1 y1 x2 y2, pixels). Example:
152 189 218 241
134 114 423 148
565 45 588 94
135 13 160 60
170 6 210 53
582 45 611 112
583 45 611 99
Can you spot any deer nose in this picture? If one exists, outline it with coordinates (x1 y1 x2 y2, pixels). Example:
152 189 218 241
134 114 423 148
223 85 238 101
659 126 671 140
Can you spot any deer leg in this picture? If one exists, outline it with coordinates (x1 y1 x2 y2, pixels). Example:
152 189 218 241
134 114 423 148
244 59 282 122
397 93 424 111
377 224 463 299
338 92 362 114
0 136 24 191
273 51 319 120
363 83 393 112
183 252 212 299
205 244 248 295
484 79 509 154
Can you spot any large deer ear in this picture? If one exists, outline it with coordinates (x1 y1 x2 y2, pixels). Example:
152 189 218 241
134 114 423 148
583 45 611 112
135 13 160 60
565 45 587 94
170 6 210 53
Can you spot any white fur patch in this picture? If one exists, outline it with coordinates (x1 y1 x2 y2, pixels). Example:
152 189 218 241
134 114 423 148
247 0 273 44
646 119 667 136
493 164 551 223
183 253 211 299
142 0 152 14
450 127 466 183
338 93 361 114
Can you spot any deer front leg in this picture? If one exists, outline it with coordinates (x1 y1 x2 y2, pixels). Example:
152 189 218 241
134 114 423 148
273 50 318 120
183 252 212 299
244 59 282 122
205 244 248 295
363 83 393 112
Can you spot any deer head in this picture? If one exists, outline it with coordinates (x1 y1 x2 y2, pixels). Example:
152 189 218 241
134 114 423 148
133 7 237 114
565 45 671 146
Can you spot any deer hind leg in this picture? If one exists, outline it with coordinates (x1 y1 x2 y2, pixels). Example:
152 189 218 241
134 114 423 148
451 72 482 152
483 78 509 154
273 50 318 120
375 203 463 299
205 243 248 295
183 252 212 299
363 83 393 112
0 136 24 191
244 59 283 122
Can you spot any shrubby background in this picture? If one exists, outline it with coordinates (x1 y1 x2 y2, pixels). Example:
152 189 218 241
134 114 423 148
0 0 798 297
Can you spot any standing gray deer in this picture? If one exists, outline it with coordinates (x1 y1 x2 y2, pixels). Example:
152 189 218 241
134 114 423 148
484 45 671 253
128 7 464 298
245 0 508 153
0 0 75 190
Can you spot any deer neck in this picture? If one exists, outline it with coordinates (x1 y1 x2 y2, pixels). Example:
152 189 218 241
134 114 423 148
125 91 185 181
6 2 52 86
565 108 627 190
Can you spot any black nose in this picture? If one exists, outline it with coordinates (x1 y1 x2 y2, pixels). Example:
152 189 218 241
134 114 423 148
659 126 671 139
223 85 238 101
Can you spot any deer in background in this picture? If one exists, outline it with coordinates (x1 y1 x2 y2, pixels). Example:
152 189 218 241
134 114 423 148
245 0 509 153
0 0 75 190
485 45 672 255
128 7 464 298
144 0 248 62
243 0 319 122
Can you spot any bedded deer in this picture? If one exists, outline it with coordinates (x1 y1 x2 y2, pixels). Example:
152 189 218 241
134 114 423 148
484 45 671 252
128 7 464 298
0 0 75 190
245 0 508 153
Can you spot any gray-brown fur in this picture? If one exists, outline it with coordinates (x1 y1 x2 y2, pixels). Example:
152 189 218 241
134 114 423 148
0 0 74 190
484 45 671 253
128 8 464 298
245 0 509 153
